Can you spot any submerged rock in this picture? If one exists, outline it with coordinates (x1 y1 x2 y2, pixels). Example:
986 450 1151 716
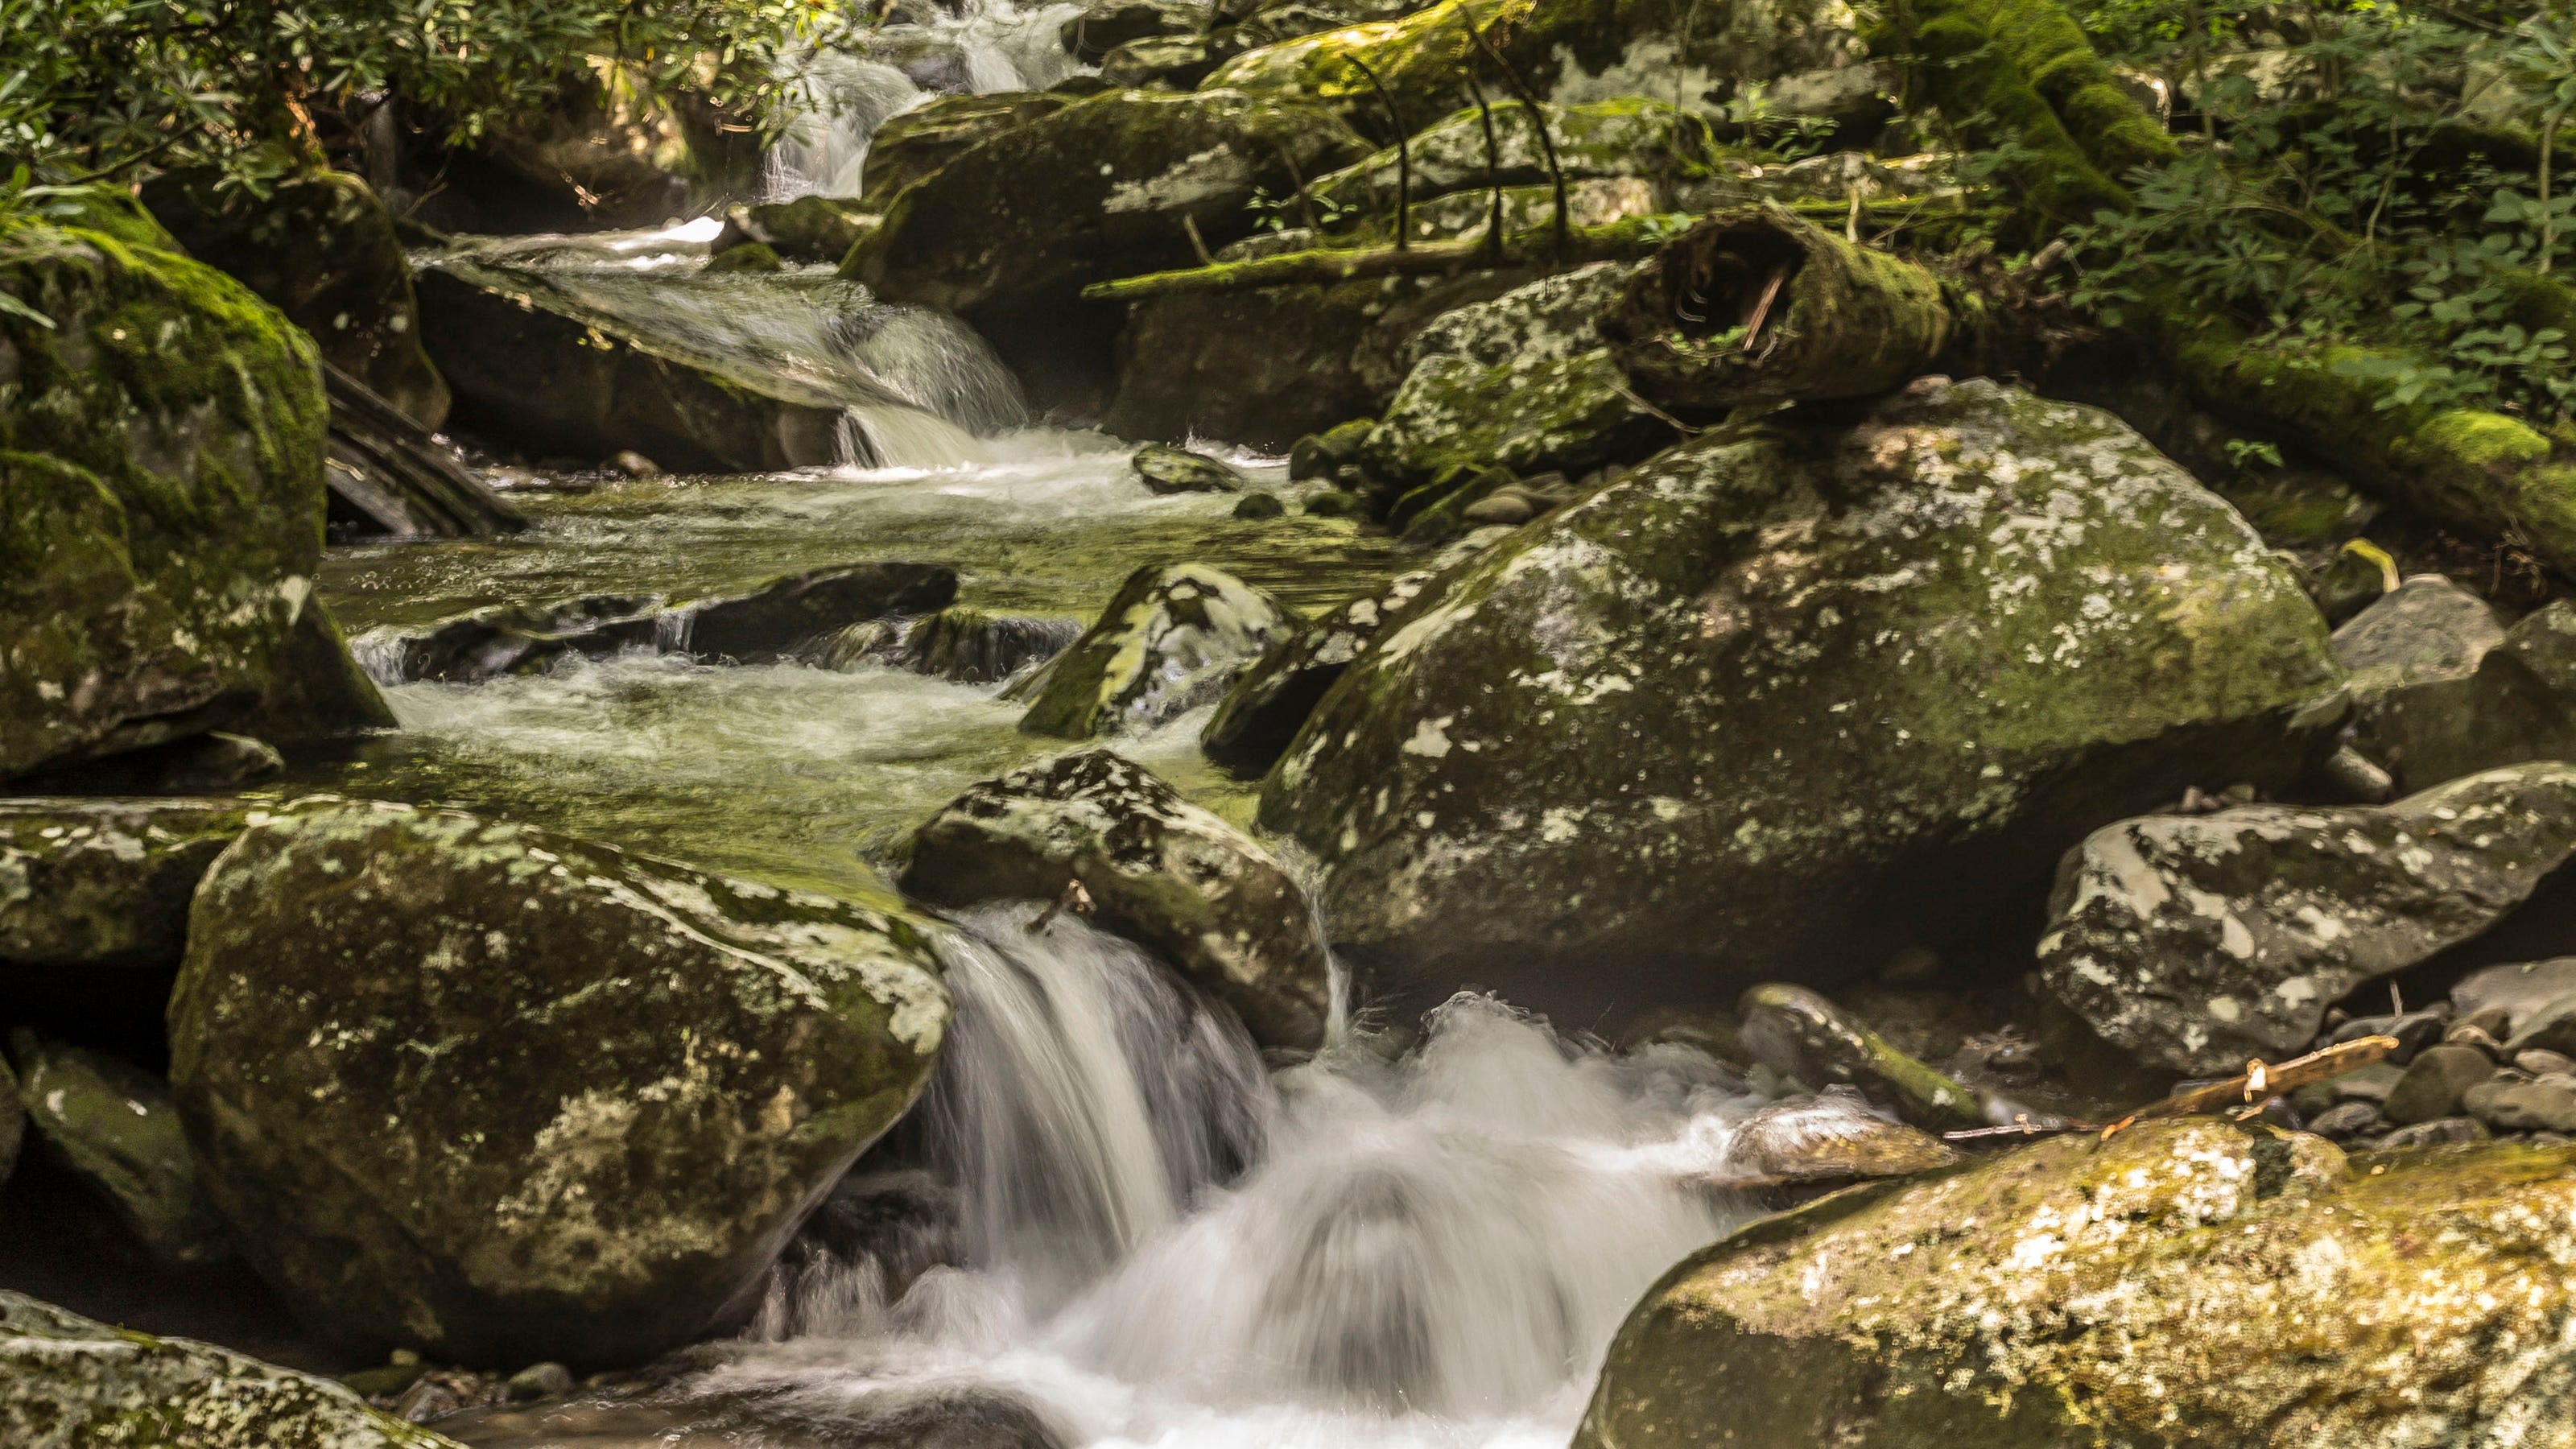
837 608 1086 686
1014 564 1298 737
1132 442 1248 493
0 1290 455 1449
1264 381 2343 994
170 799 951 1367
1576 1119 2576 1449
900 749 1331 1047
1 220 388 778
2037 764 2576 1075
1202 568 1443 777
9 1030 229 1265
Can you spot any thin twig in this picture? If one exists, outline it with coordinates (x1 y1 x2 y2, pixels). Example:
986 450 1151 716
1348 55 1410 252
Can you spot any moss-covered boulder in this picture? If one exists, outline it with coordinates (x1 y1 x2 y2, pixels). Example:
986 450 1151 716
2037 764 2576 1075
0 220 390 780
9 1030 229 1265
1203 0 1875 141
0 798 253 1036
714 194 877 264
1 1290 457 1449
857 93 1074 211
1203 566 1443 776
1397 260 1639 374
1014 564 1299 737
1305 100 1720 218
1101 34 1234 89
168 799 951 1368
899 749 1331 1047
843 89 1368 404
1263 379 2344 998
1575 1120 2576 1449
1133 442 1247 493
141 168 451 429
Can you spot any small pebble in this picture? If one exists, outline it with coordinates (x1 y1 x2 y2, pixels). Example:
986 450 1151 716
2519 1049 2576 1077
2306 1100 2383 1140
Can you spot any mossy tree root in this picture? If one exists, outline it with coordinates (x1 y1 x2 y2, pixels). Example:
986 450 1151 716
1603 208 1992 413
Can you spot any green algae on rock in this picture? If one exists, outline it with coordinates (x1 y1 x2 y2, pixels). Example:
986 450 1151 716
0 220 383 780
1575 1119 2576 1449
2 1290 459 1449
1013 563 1298 738
1263 379 2344 998
2037 763 2576 1076
899 749 1331 1048
856 93 1075 212
1358 347 1675 494
9 1030 231 1265
168 799 951 1368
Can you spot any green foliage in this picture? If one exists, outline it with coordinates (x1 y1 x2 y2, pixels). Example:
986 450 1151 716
0 0 829 195
2046 2 2576 425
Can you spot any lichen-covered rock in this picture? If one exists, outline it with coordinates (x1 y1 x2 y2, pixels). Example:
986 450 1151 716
1014 564 1298 737
1737 985 1991 1131
168 799 951 1367
141 168 451 429
1575 1120 2576 1449
1203 568 1443 776
844 89 1367 403
1306 100 1719 217
0 1290 457 1449
1358 348 1678 496
0 221 386 778
857 93 1074 211
1399 261 1641 375
1714 1089 1960 1184
9 1030 229 1265
1262 380 2344 995
899 749 1330 1046
1133 443 1247 493
2037 764 2576 1076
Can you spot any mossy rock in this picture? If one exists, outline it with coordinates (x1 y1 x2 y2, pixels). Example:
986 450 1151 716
700 241 786 275
899 749 1331 1047
1576 1120 2576 1449
0 221 371 779
1 1290 458 1448
1064 0 1210 62
1737 984 1988 1131
1359 347 1678 494
856 93 1075 213
169 799 951 1368
1014 563 1299 738
719 195 875 264
843 89 1368 406
1263 380 2345 1003
1306 100 1719 220
1204 566 1444 775
141 168 449 430
1101 34 1234 89
9 1030 229 1265
21 184 183 254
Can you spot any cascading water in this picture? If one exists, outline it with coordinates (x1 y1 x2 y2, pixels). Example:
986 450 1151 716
444 905 1843 1449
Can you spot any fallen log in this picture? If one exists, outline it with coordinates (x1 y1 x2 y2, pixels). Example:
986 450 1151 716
1601 207 1996 413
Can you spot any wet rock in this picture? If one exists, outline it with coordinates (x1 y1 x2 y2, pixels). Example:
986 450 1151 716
0 799 253 978
8 1030 229 1265
2037 764 2576 1075
1101 34 1231 88
1202 568 1443 777
1736 985 1990 1132
414 260 848 473
142 167 451 429
677 563 960 664
2377 1115 2491 1148
1133 442 1248 493
504 1362 575 1402
900 749 1330 1047
2465 1078 2576 1133
859 93 1073 211
0 1290 453 1448
1290 420 1373 480
1064 0 1206 61
1013 564 1297 738
169 799 951 1367
2382 1042 2501 1126
1264 382 2343 991
1716 1089 1961 1183
712 195 876 265
700 240 786 274
840 608 1085 686
359 594 666 683
2305 1099 2383 1138
2 219 389 779
441 1380 1067 1449
1308 101 1719 219
1232 492 1286 519
1356 349 1678 504
1303 488 1361 516
1575 1119 2576 1449
845 89 1368 406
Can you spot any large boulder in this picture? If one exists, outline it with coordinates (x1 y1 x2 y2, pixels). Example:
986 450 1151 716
899 749 1331 1047
0 1290 456 1449
168 799 951 1367
1356 349 1678 500
2344 596 2576 791
844 89 1368 405
141 168 450 429
2037 764 2576 1075
0 798 253 1036
1262 380 2345 1004
1203 566 1442 776
858 93 1074 210
0 221 390 780
9 1030 229 1265
1014 564 1298 738
1575 1119 2576 1449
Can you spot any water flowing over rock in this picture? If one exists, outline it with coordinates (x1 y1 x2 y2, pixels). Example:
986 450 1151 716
830 607 1087 686
844 88 1369 404
1712 1089 1959 1184
0 220 392 780
1131 442 1247 493
1013 563 1298 737
1575 1119 2576 1449
168 799 952 1368
0 1290 457 1449
2037 763 2576 1075
7 1030 230 1265
899 749 1332 1047
1263 379 2345 1004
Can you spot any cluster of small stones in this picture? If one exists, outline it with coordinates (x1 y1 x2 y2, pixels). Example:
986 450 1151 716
2290 960 2576 1149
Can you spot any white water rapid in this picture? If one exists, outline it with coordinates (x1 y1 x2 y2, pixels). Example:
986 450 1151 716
449 906 1825 1449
